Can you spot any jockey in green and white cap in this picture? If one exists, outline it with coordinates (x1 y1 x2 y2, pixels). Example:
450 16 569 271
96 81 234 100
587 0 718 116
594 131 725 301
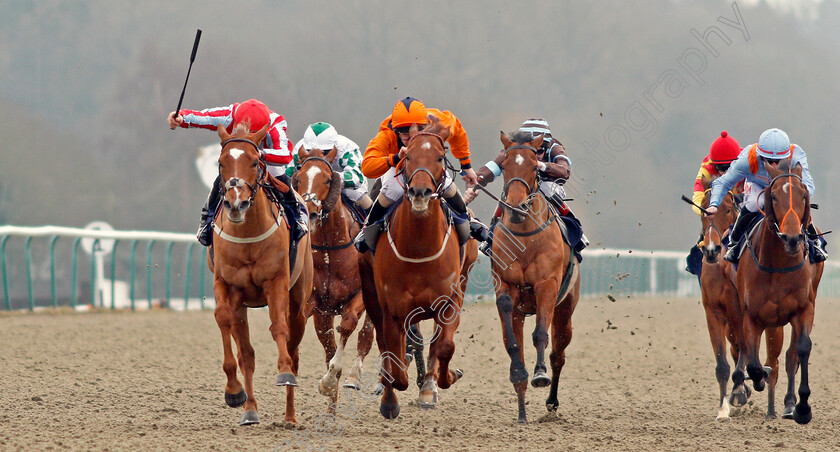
287 122 372 212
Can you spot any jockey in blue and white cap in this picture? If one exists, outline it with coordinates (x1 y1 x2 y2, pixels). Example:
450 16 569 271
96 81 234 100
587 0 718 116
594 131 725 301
707 128 824 263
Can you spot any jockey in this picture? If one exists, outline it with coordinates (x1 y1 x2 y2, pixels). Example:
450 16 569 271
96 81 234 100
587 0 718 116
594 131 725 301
707 128 826 263
464 118 588 257
354 96 488 253
167 99 308 246
285 122 373 214
685 131 743 278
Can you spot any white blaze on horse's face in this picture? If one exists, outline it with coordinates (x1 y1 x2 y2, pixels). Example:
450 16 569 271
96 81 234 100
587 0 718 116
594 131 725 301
305 165 321 195
515 154 525 166
229 148 245 160
782 182 790 194
421 142 431 150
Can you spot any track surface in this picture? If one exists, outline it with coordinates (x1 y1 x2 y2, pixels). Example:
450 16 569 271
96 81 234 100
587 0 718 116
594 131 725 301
3 296 840 451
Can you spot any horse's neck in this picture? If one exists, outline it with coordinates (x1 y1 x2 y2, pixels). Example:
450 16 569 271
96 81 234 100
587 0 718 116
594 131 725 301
312 199 352 244
503 194 551 232
392 200 449 251
221 190 278 232
756 220 802 264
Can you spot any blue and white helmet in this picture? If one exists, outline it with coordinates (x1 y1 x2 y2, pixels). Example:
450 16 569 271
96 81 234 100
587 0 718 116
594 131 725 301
518 118 552 141
756 128 791 160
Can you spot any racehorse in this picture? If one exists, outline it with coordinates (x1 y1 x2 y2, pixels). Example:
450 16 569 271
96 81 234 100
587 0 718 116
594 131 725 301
696 178 760 421
732 159 823 423
364 118 477 419
491 131 581 424
207 123 314 426
294 146 375 412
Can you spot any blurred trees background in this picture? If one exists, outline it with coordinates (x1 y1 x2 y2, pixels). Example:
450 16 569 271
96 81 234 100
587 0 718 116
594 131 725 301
1 0 838 250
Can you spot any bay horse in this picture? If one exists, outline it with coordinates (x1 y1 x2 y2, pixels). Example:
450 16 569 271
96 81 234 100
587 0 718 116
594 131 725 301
366 118 477 419
696 178 756 421
207 123 314 426
293 146 375 412
732 159 823 423
492 131 580 424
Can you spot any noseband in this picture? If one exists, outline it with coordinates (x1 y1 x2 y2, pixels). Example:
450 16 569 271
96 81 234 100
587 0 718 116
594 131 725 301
220 137 264 209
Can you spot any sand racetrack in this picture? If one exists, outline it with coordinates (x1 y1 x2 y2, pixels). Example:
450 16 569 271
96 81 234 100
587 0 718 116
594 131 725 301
3 296 840 451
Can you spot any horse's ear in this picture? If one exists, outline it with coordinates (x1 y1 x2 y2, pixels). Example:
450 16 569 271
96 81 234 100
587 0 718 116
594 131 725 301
298 145 310 162
409 122 419 138
764 160 781 178
325 146 338 163
439 126 451 142
792 161 803 177
500 131 512 149
532 135 544 150
218 124 230 141
254 124 269 144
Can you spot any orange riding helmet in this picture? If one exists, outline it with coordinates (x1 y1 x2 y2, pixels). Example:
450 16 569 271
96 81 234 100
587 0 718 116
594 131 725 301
391 97 429 128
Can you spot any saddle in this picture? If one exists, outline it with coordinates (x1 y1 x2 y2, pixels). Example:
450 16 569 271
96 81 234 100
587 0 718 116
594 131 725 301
341 193 367 226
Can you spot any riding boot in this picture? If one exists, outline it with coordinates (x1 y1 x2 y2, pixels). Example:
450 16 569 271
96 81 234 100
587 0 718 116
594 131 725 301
444 190 489 243
806 223 828 263
354 200 388 253
724 210 761 263
197 175 223 247
273 174 308 243
478 216 500 257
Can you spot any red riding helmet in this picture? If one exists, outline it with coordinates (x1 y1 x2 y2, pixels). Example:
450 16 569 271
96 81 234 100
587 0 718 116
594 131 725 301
391 97 429 128
232 99 271 132
709 131 741 164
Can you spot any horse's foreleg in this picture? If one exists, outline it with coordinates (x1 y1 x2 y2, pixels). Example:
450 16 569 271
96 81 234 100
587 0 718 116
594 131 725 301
742 313 766 392
345 313 375 391
546 298 574 415
793 306 815 425
213 294 246 411
313 312 339 401
782 327 800 419
230 305 260 425
434 299 463 391
283 308 306 425
763 326 784 419
531 279 559 388
702 296 732 421
266 278 295 382
496 290 528 385
407 323 426 388
337 292 366 390
378 312 408 419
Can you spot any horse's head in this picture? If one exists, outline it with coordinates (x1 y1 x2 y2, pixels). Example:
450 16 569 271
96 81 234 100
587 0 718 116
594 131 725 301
294 145 341 223
764 158 809 255
700 175 738 263
499 131 544 224
403 116 450 214
217 123 269 223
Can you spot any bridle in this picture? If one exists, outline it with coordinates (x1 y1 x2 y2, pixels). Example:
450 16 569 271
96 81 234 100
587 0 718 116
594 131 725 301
501 144 540 208
702 189 737 251
219 137 264 210
298 156 336 221
402 131 448 198
761 172 806 240
747 172 807 273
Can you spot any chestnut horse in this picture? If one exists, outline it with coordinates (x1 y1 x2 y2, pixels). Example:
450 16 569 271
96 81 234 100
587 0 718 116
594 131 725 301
294 146 375 412
696 180 755 421
732 160 823 423
207 123 313 426
491 131 581 424
365 118 477 419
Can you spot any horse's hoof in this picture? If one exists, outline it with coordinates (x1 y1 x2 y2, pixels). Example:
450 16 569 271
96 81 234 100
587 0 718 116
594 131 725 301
715 415 731 422
418 391 438 409
342 381 361 390
729 386 751 407
371 382 384 396
276 373 298 387
531 372 551 388
509 364 529 385
239 410 260 426
762 366 772 377
380 402 400 419
766 412 777 420
319 375 338 396
794 404 812 425
405 353 414 364
753 379 765 392
546 399 559 413
782 405 795 419
225 389 247 408
517 417 528 424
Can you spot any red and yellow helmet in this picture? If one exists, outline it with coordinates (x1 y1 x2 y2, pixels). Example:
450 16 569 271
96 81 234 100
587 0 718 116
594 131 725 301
391 97 428 128
709 131 741 164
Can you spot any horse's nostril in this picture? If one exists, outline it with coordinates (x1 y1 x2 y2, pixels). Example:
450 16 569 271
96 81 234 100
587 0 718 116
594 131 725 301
223 200 231 209
423 188 433 198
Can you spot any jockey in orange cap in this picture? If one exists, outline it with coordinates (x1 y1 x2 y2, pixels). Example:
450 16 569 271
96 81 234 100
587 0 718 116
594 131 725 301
167 99 307 246
685 131 744 278
354 97 488 253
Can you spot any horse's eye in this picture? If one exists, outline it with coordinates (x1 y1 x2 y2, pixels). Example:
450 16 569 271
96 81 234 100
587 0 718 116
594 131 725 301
771 195 777 201
438 156 444 162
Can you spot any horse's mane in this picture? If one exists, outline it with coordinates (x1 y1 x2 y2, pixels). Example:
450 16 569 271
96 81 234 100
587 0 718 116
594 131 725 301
778 159 791 173
232 122 251 136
